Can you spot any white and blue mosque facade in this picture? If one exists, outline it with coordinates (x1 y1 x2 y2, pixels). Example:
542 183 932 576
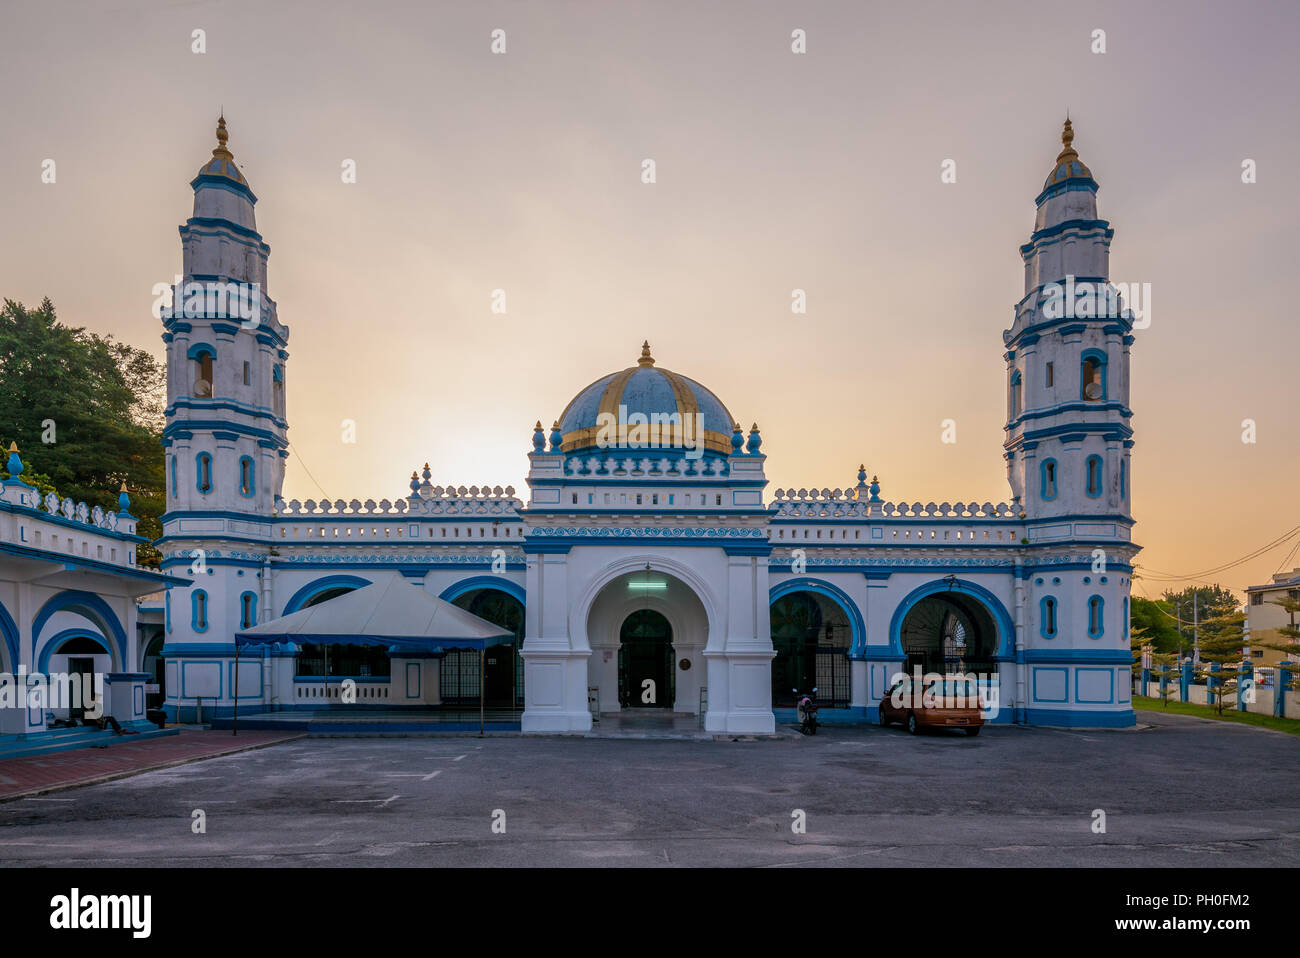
149 116 1139 733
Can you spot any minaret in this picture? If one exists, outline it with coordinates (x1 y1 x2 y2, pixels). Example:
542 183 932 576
158 116 291 718
1003 119 1134 522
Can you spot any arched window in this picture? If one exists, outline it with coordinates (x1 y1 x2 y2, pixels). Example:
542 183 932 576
240 592 257 629
1085 455 1103 498
1009 370 1022 418
1122 597 1129 640
1087 595 1104 638
1080 350 1106 401
170 455 177 497
196 452 213 494
1120 458 1127 500
1041 458 1058 501
165 591 171 633
1040 596 1058 638
192 590 208 632
239 456 254 497
188 344 215 398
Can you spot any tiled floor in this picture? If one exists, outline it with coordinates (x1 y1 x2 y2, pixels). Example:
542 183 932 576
0 728 302 800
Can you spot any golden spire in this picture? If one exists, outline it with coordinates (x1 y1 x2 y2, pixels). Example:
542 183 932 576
552 420 560 430
637 340 655 368
7 442 16 453
1056 117 1078 164
212 113 234 162
750 423 759 432
534 421 543 430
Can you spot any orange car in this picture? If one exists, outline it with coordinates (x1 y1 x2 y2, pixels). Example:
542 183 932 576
879 675 985 736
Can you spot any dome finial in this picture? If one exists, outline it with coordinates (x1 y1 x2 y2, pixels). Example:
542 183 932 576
212 112 233 162
1056 116 1078 164
638 340 655 368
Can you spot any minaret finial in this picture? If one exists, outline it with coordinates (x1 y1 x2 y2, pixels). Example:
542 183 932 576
213 113 233 161
1057 116 1077 163
638 340 655 367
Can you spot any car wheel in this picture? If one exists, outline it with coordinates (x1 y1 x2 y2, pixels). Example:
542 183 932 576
878 706 889 727
906 713 920 735
966 726 981 737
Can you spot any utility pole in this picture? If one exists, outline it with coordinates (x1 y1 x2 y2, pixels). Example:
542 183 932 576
1192 591 1200 666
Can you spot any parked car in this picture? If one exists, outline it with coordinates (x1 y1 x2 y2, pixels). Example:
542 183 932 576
879 675 985 736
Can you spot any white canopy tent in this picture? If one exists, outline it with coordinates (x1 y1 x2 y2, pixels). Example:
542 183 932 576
233 573 515 734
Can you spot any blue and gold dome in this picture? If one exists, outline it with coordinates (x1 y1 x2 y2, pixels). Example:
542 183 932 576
556 342 736 455
192 114 254 196
1042 118 1093 190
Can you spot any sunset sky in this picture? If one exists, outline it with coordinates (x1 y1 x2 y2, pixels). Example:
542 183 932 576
2 0 1297 601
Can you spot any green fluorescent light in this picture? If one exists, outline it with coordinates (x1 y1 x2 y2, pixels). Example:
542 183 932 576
628 580 668 591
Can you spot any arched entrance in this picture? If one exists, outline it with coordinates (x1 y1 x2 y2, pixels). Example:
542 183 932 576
581 565 710 715
618 610 674 708
769 591 851 707
449 588 525 707
898 594 999 675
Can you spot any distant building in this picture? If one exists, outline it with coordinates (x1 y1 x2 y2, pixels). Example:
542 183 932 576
1246 569 1300 666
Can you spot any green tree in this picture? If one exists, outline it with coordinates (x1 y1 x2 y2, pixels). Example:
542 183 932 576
1195 610 1248 715
1130 596 1184 655
0 298 165 566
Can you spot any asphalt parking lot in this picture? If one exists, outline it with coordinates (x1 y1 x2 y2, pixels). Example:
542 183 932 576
0 711 1296 867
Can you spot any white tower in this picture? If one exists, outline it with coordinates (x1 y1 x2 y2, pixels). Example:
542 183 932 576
159 116 290 720
1003 119 1134 522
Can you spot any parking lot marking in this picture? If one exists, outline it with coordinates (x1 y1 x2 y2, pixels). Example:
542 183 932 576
453 754 467 762
422 770 442 781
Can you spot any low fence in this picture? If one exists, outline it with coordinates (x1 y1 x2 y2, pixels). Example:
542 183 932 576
1131 662 1299 718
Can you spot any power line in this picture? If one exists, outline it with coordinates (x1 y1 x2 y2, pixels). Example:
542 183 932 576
285 441 331 502
1135 525 1300 582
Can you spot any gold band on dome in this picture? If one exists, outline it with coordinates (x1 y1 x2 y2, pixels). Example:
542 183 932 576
660 368 700 426
596 367 638 423
560 424 734 455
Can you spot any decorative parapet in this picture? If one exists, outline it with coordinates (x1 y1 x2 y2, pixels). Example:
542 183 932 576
561 455 730 478
0 444 138 537
770 490 1018 520
276 485 523 519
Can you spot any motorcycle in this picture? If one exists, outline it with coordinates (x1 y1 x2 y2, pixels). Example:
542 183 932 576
794 687 820 735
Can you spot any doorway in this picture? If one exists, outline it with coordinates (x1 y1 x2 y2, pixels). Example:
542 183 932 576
618 610 674 708
68 657 95 721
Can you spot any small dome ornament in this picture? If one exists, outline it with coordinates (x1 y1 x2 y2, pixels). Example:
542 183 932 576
856 463 868 487
409 471 420 494
869 475 881 503
532 421 547 453
213 113 233 162
6 441 23 480
730 421 744 452
746 423 762 454
637 341 655 368
117 481 133 517
422 462 432 481
549 421 563 451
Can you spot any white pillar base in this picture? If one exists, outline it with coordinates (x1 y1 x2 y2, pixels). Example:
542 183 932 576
702 647 775 735
521 645 592 734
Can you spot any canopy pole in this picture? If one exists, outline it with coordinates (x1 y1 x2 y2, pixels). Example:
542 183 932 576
232 642 240 737
479 647 485 737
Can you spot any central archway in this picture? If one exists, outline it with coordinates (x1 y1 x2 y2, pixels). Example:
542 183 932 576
583 565 710 715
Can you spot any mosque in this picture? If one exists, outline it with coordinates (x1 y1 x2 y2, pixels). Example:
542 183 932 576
0 115 1139 741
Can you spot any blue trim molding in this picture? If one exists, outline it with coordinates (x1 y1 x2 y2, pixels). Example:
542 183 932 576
283 574 373 614
888 578 1015 658
769 577 867 656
